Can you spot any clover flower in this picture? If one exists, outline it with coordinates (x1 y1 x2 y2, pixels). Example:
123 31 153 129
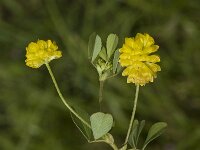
119 33 161 86
25 40 62 68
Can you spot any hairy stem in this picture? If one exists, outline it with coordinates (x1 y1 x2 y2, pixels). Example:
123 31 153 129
124 85 140 145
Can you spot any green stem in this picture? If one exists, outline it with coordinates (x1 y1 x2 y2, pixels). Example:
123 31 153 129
99 80 104 111
124 85 140 145
45 63 91 128
97 79 118 150
46 63 118 150
89 140 118 150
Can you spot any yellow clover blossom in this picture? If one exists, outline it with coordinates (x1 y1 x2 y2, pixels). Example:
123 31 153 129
119 33 161 86
25 40 62 68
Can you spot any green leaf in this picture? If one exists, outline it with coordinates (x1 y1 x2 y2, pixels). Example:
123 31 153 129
106 34 118 59
128 120 139 148
135 120 145 146
92 35 102 62
88 32 96 59
136 120 145 144
113 49 120 74
90 112 113 140
142 122 167 150
128 120 146 148
99 47 107 61
70 106 93 141
117 63 122 73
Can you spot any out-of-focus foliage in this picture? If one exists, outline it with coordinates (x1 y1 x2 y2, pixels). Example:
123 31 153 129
0 0 200 150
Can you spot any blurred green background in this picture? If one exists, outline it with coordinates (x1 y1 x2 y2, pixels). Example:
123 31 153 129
0 0 200 149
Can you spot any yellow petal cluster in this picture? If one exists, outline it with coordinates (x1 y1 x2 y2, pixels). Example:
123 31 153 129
119 33 161 86
25 40 62 68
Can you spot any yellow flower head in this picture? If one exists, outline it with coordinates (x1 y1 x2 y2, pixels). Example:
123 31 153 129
119 33 161 86
25 40 62 68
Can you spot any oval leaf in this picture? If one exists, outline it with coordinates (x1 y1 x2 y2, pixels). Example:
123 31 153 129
90 112 113 140
128 120 139 148
113 49 120 73
135 120 145 145
106 34 118 59
92 35 102 62
142 122 167 149
129 120 145 148
88 32 96 59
